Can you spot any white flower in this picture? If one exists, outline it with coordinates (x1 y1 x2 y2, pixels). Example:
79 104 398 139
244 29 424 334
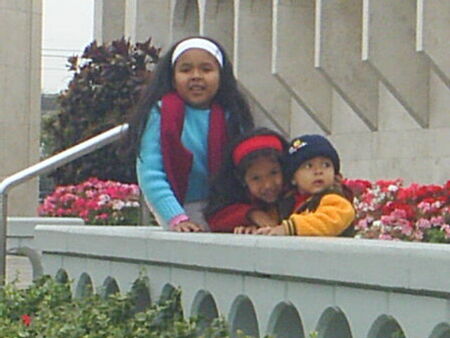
112 200 125 210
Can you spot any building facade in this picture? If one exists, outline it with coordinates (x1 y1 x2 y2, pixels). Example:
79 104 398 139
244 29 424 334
1 0 449 216
94 0 450 184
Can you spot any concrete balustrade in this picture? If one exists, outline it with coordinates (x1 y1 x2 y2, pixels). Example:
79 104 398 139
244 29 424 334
6 216 84 252
6 217 84 279
35 225 450 338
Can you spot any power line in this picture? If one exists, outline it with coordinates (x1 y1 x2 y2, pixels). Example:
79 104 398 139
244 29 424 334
42 54 74 58
42 48 83 53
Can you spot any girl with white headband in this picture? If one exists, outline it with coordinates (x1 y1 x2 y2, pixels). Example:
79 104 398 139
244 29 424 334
124 36 254 232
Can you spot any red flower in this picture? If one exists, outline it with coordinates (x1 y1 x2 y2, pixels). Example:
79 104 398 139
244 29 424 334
21 314 32 326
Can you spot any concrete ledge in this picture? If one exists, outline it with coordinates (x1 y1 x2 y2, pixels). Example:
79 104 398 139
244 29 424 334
7 217 84 251
34 225 450 295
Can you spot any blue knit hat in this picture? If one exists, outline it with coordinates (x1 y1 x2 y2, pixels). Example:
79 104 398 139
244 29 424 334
285 134 340 179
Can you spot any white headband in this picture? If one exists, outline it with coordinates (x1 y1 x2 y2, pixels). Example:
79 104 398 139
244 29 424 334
171 38 223 67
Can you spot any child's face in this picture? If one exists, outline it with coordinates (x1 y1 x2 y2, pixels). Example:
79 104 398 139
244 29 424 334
173 48 221 108
292 156 335 194
243 156 283 204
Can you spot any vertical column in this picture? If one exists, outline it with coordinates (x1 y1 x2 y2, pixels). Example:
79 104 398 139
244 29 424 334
202 0 234 57
94 0 126 43
417 0 450 87
125 0 171 48
273 0 333 133
234 0 291 133
363 0 430 127
315 0 379 131
171 0 200 43
0 1 42 216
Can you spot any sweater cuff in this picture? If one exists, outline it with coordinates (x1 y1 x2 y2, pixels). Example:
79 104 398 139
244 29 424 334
169 214 190 230
282 219 297 236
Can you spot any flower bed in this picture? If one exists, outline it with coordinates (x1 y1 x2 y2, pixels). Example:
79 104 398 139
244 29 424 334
345 179 450 243
38 177 450 243
38 177 140 225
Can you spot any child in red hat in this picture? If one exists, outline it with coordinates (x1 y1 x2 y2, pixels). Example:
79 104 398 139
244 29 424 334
204 128 290 233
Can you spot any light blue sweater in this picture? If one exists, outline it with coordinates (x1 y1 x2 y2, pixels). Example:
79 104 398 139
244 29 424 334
136 104 211 226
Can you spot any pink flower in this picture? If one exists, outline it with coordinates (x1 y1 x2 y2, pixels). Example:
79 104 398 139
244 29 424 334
38 178 140 225
416 218 431 229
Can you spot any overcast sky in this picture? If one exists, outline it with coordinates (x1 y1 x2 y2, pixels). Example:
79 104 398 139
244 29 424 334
42 0 94 94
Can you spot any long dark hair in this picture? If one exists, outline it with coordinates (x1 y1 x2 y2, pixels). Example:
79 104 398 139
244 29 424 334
122 36 254 158
204 127 288 218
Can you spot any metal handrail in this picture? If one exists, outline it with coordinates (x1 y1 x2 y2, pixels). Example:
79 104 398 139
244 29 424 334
0 123 129 284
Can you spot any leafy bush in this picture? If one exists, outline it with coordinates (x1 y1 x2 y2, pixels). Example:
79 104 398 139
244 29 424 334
0 275 236 337
42 37 160 186
345 179 450 243
38 177 142 225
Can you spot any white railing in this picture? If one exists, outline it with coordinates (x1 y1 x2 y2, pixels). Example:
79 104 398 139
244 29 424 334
0 124 128 283
34 225 450 338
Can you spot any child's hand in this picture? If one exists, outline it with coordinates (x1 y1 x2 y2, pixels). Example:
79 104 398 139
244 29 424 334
267 224 287 236
256 225 287 236
234 225 259 234
172 221 203 232
255 226 272 235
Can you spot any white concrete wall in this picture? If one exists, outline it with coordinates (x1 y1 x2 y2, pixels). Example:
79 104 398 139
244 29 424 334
35 225 450 338
95 0 449 185
0 0 42 216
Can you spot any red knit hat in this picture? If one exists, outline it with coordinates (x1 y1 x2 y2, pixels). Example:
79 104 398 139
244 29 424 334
232 135 283 166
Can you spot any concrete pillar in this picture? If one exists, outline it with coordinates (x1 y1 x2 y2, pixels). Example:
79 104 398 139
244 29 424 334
171 0 200 43
0 1 41 216
316 0 379 131
202 0 234 57
363 0 430 127
234 0 291 134
94 0 126 43
124 0 171 48
416 0 450 88
273 0 333 134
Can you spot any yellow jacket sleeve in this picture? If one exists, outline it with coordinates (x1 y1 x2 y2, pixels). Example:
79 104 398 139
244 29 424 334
282 194 355 236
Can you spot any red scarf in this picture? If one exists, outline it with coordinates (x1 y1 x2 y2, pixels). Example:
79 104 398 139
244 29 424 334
160 91 228 203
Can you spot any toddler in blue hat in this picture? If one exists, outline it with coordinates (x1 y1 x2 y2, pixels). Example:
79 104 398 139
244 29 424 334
257 134 355 236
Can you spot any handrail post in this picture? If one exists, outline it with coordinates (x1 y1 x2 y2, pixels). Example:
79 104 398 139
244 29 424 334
0 193 7 284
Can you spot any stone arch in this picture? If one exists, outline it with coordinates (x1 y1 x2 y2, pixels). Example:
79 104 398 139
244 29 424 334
316 306 353 338
429 322 450 338
172 0 199 43
203 0 234 57
159 283 183 318
130 276 151 314
367 314 405 338
100 276 120 298
75 272 94 299
228 295 259 338
54 268 69 284
266 301 305 338
191 289 219 329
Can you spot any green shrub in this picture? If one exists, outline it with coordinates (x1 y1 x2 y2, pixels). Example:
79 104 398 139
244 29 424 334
42 37 160 186
0 275 237 337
